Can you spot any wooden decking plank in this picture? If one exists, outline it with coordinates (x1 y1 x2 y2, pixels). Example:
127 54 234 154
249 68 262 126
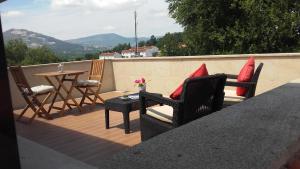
14 95 142 166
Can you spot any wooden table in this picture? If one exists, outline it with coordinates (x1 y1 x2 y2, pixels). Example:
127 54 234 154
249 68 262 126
34 70 87 116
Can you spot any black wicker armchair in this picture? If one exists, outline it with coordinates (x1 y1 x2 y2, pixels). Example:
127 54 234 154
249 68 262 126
139 74 227 141
224 63 264 106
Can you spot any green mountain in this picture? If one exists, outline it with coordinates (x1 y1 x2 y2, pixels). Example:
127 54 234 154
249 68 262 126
67 33 149 48
3 29 150 59
3 29 90 57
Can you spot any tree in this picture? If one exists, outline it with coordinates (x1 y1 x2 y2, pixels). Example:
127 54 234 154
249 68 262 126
146 35 158 46
4 39 61 66
157 32 190 56
112 43 131 53
84 53 99 60
5 39 28 65
167 0 300 54
22 46 61 65
138 41 146 47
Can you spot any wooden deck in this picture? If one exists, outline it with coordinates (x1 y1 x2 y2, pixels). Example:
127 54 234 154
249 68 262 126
14 96 141 167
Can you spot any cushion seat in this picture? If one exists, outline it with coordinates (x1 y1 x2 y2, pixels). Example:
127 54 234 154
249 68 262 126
146 105 173 124
30 85 54 95
224 89 246 104
76 80 100 87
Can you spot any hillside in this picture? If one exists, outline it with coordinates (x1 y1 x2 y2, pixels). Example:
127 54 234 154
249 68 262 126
3 29 151 59
3 29 89 57
67 33 148 48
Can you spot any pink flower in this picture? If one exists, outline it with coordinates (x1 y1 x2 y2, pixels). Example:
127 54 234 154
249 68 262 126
141 78 145 83
134 79 141 83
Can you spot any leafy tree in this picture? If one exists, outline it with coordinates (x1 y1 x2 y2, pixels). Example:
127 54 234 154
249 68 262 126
146 35 158 46
84 53 99 60
5 39 28 65
5 39 61 66
157 32 190 56
138 41 146 47
167 0 300 54
74 57 85 61
112 43 131 53
22 46 61 65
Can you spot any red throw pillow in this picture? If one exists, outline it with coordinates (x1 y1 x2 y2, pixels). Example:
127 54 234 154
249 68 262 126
170 64 209 100
236 57 255 96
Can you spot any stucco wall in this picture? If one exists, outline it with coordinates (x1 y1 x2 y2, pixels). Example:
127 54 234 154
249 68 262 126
9 53 300 109
111 53 300 96
8 60 115 109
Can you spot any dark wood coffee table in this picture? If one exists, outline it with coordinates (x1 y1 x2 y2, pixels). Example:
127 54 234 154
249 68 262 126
104 93 161 134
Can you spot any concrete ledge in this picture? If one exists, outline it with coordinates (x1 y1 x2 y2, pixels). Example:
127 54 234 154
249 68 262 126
111 53 300 61
18 136 97 169
97 82 300 169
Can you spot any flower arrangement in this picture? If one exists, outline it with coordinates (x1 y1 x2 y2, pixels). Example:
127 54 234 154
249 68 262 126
134 77 146 91
134 77 146 87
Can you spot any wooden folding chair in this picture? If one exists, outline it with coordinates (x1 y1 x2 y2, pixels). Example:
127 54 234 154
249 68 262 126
75 59 105 106
10 66 55 123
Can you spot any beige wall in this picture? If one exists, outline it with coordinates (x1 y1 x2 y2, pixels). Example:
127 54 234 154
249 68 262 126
9 53 300 109
112 53 300 97
8 60 115 109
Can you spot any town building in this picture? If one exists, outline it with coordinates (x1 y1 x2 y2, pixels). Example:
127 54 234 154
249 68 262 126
121 46 159 58
99 52 122 59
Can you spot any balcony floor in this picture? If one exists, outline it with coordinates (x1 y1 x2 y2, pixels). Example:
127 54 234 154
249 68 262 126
14 98 141 167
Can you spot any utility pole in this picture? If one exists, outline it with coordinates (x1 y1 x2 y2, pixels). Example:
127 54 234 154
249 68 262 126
134 11 138 57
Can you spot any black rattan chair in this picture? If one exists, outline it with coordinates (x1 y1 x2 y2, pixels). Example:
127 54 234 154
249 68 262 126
224 63 264 106
139 74 227 141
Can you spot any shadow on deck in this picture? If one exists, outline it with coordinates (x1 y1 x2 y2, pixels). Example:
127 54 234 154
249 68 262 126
14 102 141 167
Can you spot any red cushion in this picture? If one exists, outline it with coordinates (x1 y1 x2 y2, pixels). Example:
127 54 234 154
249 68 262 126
236 57 255 96
170 64 209 100
288 158 300 169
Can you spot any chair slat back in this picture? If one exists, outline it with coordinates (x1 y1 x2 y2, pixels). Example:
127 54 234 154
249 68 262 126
245 63 264 98
179 74 227 125
89 59 105 82
9 66 32 95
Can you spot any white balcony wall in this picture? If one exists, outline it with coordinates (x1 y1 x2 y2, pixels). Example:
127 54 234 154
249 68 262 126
8 53 300 109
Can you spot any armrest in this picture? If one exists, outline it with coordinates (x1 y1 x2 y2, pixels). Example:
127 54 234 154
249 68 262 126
139 91 181 108
139 91 183 126
226 81 256 88
225 74 238 79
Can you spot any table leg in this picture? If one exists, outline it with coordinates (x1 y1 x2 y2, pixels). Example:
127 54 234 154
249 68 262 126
105 109 109 129
55 75 82 115
45 76 70 114
122 111 130 134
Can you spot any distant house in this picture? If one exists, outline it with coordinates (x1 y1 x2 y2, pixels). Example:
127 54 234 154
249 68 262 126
121 46 159 58
99 52 122 59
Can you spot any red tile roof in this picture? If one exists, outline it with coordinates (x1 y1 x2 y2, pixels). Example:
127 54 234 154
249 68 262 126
100 52 119 56
121 46 156 53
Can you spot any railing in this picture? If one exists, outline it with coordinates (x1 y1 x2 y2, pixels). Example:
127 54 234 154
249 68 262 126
8 53 300 109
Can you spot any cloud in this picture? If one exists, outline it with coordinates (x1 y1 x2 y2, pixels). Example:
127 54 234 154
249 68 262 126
103 25 116 31
2 11 24 17
51 0 147 10
1 0 182 40
150 9 169 17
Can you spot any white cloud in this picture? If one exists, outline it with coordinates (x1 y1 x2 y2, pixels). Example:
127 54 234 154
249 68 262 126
103 25 116 31
51 0 147 10
2 11 24 17
1 0 182 40
150 9 169 17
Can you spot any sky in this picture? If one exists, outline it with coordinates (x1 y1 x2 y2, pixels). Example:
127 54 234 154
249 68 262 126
0 0 183 40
